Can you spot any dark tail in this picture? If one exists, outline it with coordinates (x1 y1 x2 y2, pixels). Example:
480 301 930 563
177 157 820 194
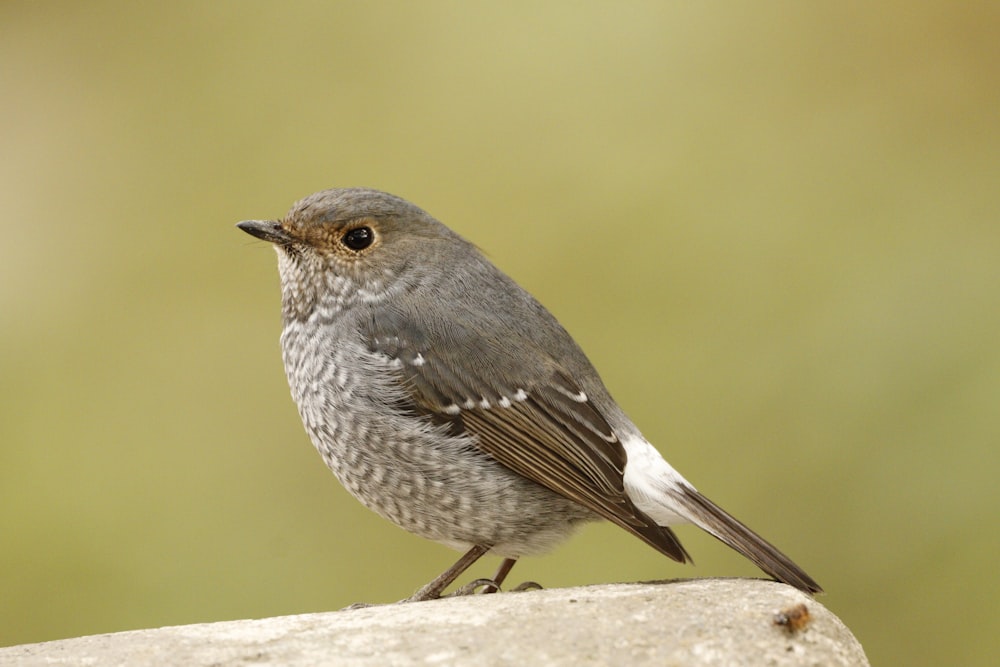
673 487 822 594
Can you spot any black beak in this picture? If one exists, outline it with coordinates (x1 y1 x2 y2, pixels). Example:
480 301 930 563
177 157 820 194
236 219 296 245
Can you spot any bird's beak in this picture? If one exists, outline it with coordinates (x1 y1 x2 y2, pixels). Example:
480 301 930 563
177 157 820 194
236 219 296 245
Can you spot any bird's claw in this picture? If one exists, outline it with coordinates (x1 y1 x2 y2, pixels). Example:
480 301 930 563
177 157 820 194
448 578 502 596
341 601 378 610
511 580 543 592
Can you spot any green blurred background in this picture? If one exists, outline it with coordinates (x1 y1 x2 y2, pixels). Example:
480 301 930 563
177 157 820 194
2 2 998 664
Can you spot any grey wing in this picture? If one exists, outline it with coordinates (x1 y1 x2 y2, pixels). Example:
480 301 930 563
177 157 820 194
360 305 691 563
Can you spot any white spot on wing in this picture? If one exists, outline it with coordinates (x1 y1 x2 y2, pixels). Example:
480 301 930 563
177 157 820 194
498 396 512 408
556 386 588 402
443 404 461 415
462 398 476 410
479 398 491 409
514 389 528 401
411 353 425 366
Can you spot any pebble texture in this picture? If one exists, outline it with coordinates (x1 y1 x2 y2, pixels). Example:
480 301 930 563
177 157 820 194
0 579 869 666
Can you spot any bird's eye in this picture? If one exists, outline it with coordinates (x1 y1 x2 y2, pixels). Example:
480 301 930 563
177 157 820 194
342 226 375 251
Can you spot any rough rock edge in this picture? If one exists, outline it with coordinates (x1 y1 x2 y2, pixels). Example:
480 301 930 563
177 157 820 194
0 578 869 667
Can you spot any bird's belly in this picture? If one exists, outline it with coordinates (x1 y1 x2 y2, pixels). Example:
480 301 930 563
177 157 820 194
306 417 594 556
282 328 594 556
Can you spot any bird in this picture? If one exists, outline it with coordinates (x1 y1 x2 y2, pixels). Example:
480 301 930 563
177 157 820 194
236 187 822 601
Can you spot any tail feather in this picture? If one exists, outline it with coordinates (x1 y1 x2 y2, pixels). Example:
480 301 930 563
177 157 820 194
673 487 823 594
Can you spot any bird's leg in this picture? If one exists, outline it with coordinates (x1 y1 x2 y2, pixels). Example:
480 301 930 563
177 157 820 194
484 557 543 594
403 544 491 602
479 557 518 594
451 556 520 596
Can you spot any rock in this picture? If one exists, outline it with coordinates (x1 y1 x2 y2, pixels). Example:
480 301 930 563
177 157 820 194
0 579 869 666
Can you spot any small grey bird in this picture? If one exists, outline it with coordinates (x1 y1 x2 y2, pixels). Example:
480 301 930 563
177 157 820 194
237 188 821 601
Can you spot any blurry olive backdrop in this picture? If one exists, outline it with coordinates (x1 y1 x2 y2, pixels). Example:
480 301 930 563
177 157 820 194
3 2 998 664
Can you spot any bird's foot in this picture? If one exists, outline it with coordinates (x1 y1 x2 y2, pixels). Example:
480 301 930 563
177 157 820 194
448 578 503 596
399 577 545 603
449 578 544 596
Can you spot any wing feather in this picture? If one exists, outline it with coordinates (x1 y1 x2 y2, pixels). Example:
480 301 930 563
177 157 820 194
363 309 690 562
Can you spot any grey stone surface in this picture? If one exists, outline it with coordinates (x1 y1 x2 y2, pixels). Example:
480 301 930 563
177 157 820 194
0 579 869 666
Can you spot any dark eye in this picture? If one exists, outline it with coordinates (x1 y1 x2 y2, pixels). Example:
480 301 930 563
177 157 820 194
342 226 374 251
